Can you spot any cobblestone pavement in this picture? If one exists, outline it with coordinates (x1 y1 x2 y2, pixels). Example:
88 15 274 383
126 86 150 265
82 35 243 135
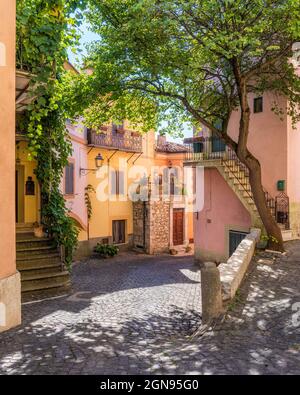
0 243 300 375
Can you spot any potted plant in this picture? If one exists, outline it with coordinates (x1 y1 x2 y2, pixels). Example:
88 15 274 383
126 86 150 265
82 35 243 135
94 243 119 258
33 222 44 238
256 235 268 249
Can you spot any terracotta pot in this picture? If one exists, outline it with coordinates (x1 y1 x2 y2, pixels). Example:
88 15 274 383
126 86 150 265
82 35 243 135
34 226 44 238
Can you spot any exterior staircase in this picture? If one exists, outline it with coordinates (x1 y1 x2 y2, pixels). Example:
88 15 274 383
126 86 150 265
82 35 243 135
219 156 292 240
184 138 293 241
16 224 70 298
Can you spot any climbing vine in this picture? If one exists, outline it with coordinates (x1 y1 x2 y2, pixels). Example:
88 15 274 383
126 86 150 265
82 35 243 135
16 0 86 267
85 184 96 221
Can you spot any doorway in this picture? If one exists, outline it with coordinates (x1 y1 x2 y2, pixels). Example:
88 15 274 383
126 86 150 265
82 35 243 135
15 165 25 223
173 208 184 246
112 220 126 244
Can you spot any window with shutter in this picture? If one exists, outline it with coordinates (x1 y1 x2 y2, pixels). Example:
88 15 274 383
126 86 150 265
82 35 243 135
64 162 74 195
111 170 125 195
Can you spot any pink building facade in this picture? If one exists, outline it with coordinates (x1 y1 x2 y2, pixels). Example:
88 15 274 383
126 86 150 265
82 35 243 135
186 60 300 263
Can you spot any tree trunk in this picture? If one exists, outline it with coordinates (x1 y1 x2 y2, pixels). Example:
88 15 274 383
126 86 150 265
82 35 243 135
240 153 284 252
231 62 285 252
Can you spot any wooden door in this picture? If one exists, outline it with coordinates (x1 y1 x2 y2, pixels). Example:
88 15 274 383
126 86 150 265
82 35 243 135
173 208 184 246
112 220 126 244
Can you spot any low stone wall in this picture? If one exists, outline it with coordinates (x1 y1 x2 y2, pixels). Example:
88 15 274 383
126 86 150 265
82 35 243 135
218 228 261 301
200 228 261 324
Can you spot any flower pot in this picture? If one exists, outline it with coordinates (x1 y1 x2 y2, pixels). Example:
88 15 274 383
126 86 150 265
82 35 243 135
34 226 44 238
257 240 268 249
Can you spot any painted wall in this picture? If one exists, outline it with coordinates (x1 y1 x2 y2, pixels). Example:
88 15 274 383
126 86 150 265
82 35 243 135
195 168 251 262
228 92 288 197
287 64 300 199
64 123 89 241
65 124 193 254
287 104 300 237
194 91 292 260
0 0 21 333
0 0 16 278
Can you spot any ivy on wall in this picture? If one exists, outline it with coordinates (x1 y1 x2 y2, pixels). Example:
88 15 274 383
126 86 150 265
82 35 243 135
16 0 86 267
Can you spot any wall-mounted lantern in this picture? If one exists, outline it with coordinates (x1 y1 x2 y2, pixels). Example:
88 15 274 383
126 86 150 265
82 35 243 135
95 153 104 169
80 153 104 175
25 176 35 195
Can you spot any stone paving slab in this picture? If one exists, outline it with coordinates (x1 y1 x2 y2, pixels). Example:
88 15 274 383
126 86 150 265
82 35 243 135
0 244 299 375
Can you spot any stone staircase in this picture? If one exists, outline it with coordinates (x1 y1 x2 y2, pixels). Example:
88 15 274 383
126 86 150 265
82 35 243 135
217 158 293 241
16 224 70 297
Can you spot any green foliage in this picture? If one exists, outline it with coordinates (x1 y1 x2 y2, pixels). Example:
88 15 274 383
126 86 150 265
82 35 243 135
74 0 300 137
16 1 85 267
94 243 119 258
85 184 96 221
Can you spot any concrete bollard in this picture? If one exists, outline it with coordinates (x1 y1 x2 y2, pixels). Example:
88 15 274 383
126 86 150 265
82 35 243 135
201 262 223 324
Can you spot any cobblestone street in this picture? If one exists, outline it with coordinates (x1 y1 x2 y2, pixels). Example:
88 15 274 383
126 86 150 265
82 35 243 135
0 243 299 375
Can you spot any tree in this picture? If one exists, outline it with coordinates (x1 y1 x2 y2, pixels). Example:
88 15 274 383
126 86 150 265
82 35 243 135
67 0 300 251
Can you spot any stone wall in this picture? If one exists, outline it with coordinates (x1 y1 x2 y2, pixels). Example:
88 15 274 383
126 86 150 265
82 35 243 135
133 202 146 249
148 200 170 254
133 200 170 254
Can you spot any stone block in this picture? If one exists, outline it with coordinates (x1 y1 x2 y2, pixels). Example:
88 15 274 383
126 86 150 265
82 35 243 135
0 271 21 332
201 262 223 324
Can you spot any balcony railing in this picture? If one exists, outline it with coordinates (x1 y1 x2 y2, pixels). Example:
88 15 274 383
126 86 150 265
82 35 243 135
184 136 227 162
87 129 143 153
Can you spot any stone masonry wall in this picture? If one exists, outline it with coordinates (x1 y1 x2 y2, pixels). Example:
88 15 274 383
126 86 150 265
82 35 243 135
133 200 170 254
148 200 170 254
133 201 146 249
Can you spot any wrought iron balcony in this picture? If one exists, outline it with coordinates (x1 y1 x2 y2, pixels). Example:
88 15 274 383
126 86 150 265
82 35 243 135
184 136 227 162
87 128 143 153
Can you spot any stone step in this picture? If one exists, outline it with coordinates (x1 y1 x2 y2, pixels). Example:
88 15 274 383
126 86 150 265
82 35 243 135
281 229 294 241
246 197 255 205
21 271 70 293
21 267 65 281
21 285 71 303
16 245 58 258
16 223 35 233
243 191 253 199
17 254 62 271
16 237 54 250
16 232 35 239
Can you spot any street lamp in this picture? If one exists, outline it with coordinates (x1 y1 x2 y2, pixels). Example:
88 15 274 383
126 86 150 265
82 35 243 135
80 153 104 175
95 153 104 169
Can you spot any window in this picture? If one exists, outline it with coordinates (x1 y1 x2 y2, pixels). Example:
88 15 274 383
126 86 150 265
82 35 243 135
254 97 263 113
112 220 126 244
229 230 248 257
111 170 125 195
64 161 74 195
212 132 225 153
169 169 179 195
